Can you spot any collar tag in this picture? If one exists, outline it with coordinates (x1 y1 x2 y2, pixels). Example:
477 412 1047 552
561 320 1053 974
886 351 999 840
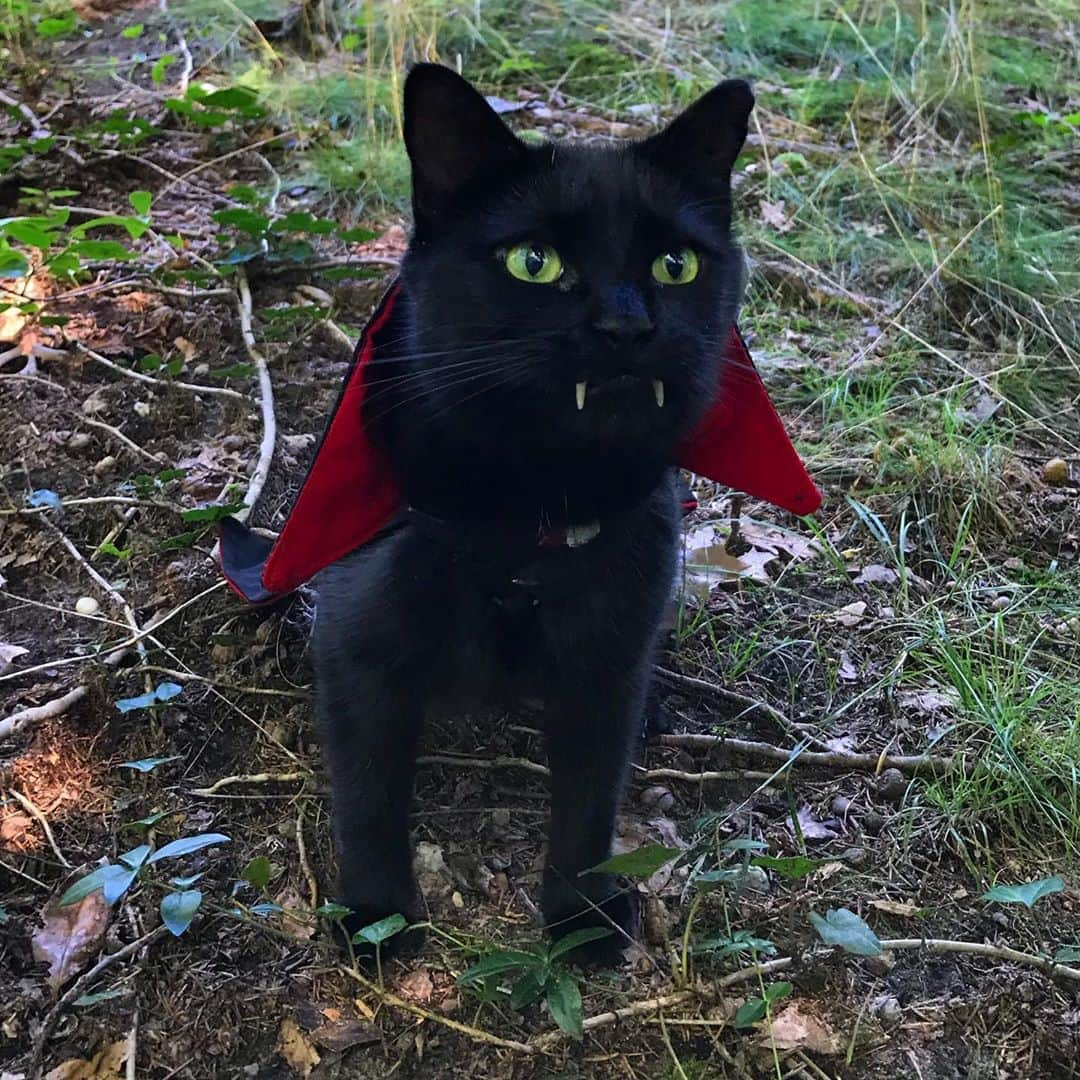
565 520 601 548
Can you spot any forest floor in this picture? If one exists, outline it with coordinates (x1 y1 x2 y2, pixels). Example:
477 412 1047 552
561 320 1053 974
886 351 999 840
1 2 1078 1078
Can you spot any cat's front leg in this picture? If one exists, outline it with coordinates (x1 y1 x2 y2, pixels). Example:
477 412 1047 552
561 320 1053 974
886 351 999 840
312 549 435 957
541 667 650 965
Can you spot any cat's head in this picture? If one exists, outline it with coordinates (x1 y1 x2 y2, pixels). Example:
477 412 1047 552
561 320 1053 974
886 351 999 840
373 64 752 520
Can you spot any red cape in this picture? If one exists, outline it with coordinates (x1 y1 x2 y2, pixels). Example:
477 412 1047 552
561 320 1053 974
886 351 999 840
220 282 821 603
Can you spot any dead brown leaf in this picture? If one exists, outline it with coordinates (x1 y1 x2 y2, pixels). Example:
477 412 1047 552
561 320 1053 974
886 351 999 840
763 1001 845 1055
897 688 960 715
760 199 794 233
790 806 843 842
829 600 867 627
869 898 921 918
309 1017 380 1052
278 1017 320 1078
1 811 35 852
172 336 198 364
852 564 898 586
32 887 112 991
397 967 434 1004
44 1040 127 1080
0 642 29 676
272 886 314 942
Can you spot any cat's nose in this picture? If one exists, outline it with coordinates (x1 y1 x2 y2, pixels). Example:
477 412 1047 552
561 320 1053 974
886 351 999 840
592 311 655 347
591 285 655 348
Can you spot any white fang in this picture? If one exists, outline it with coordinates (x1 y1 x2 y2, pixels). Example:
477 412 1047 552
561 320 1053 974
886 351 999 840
653 379 665 407
576 382 587 410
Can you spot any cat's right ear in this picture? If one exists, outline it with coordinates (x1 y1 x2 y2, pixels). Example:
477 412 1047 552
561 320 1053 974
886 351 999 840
404 64 528 226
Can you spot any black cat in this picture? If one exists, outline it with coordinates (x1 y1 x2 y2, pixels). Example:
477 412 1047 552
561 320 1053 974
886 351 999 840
312 64 752 964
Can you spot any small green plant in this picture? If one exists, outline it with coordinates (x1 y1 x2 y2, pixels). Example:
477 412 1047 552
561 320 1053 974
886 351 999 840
59 833 230 937
458 927 611 1038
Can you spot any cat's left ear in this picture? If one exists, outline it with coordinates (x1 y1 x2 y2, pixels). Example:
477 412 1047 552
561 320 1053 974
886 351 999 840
639 79 754 186
404 63 529 225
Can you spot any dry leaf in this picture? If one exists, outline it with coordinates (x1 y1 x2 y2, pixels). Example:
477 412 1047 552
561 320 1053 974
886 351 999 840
309 1017 380 1052
830 601 867 627
0 642 29 676
760 200 794 233
32 888 112 991
852 564 898 586
790 806 842 842
272 887 314 942
278 1017 320 1078
44 1040 127 1080
897 689 959 715
738 521 820 562
837 651 858 682
869 898 920 918
397 967 434 1004
173 337 198 364
764 1001 844 1055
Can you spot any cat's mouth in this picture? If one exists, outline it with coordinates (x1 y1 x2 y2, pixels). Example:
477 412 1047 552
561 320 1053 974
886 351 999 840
574 374 664 411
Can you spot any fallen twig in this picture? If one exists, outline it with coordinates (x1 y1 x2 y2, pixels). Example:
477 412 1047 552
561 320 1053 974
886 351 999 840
531 958 794 1049
0 580 226 686
338 965 537 1054
654 667 820 745
28 925 169 1080
880 938 1080 984
655 732 954 777
232 267 275 523
0 647 130 742
75 342 246 401
80 415 164 465
190 770 311 796
296 802 318 909
7 788 70 867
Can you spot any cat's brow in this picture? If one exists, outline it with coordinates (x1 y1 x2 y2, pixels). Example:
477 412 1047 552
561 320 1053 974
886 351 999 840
672 203 733 255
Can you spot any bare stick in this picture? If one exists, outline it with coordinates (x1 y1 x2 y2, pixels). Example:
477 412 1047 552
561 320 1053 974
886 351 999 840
655 732 954 777
654 667 804 737
531 958 794 1049
0 496 173 516
28 925 169 1080
190 770 310 796
296 802 318 909
0 580 225 686
232 268 275 523
75 343 246 402
80 415 164 465
417 753 551 777
880 938 1080 984
7 788 70 867
337 965 537 1054
0 686 89 742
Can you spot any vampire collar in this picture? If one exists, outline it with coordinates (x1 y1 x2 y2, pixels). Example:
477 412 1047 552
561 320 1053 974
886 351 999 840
219 280 822 604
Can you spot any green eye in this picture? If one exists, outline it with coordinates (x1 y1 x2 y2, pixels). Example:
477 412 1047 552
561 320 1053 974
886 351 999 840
505 242 564 284
652 248 699 285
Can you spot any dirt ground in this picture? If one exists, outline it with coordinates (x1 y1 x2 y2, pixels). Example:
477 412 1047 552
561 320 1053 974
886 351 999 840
3 3 1080 1079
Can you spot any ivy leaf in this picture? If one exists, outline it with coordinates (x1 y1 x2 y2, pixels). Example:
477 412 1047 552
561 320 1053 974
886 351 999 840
752 855 826 880
59 864 131 907
212 208 270 236
115 681 182 713
241 856 273 890
982 876 1065 909
0 244 30 278
548 927 612 962
148 832 230 864
128 190 152 217
27 488 62 509
351 913 407 946
509 969 546 1011
809 908 882 956
544 972 584 1037
457 950 537 985
74 987 127 1006
151 54 177 84
582 844 681 879
181 503 244 524
315 902 352 920
161 890 202 936
119 755 180 773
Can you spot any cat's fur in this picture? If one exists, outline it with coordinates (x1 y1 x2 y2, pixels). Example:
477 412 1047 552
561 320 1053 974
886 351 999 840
312 64 752 962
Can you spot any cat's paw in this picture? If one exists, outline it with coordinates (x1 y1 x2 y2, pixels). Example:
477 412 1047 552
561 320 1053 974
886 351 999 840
545 888 640 967
333 902 426 965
